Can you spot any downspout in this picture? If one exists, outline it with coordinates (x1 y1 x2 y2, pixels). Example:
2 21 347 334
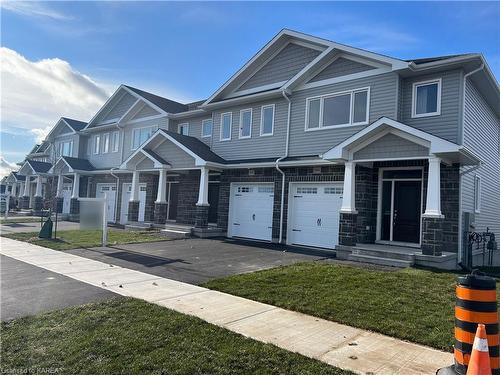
110 167 120 224
457 63 484 262
275 90 292 244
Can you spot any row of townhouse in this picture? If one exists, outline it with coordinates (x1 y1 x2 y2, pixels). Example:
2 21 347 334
4 29 499 267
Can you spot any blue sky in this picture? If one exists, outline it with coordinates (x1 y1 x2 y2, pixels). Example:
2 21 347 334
1 1 499 170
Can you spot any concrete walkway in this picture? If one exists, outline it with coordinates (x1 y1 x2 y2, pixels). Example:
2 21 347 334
0 237 452 374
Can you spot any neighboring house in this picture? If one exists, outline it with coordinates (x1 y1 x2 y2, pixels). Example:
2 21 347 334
12 29 499 268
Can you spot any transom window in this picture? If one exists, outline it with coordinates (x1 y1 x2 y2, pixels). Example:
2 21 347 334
412 79 441 118
306 88 370 130
237 186 253 193
178 123 189 136
260 104 274 136
132 126 157 150
220 112 232 141
239 109 252 139
202 119 213 138
296 187 317 194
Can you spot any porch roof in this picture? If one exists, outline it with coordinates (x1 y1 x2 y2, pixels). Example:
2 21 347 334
18 159 52 176
50 156 95 174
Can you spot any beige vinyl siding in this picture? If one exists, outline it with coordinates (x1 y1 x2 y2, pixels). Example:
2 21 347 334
400 70 462 143
211 98 288 160
353 133 429 160
237 43 321 92
308 57 375 83
461 81 500 235
288 72 399 156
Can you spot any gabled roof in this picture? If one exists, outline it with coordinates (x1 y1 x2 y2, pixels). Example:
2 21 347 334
61 156 95 171
28 144 40 155
19 159 52 175
142 149 170 166
163 131 226 164
123 85 188 114
11 171 25 181
405 54 476 65
61 117 87 131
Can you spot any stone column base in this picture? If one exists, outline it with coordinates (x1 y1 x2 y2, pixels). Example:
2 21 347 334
128 201 140 222
154 202 167 224
19 196 30 209
422 217 444 256
54 197 64 213
194 205 209 229
70 198 80 215
339 212 358 246
33 196 43 212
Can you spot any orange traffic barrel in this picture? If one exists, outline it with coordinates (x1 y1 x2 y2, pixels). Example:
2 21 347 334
454 272 499 375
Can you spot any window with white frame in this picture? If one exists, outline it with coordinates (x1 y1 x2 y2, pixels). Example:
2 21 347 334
178 123 189 136
412 78 441 118
93 135 100 155
58 140 73 157
102 133 110 153
239 109 252 139
111 131 119 152
260 104 274 136
202 119 213 137
132 126 157 150
220 112 232 141
306 88 370 130
474 175 481 213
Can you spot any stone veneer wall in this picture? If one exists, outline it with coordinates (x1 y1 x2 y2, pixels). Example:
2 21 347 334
175 170 200 225
355 165 378 244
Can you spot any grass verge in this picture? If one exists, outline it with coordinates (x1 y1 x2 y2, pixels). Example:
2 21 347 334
0 217 42 224
2 229 168 250
203 262 500 351
1 298 350 374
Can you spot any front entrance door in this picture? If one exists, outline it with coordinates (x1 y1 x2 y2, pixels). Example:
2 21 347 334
208 183 219 224
166 183 178 221
379 169 422 245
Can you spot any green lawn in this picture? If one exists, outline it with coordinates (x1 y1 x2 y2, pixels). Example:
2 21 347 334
0 217 42 224
2 229 168 250
204 262 500 352
1 298 351 375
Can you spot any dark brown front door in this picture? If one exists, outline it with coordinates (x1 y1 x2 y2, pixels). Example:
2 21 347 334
392 180 421 243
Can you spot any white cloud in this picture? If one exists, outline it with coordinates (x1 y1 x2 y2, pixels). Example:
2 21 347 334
0 47 112 138
0 156 18 178
0 1 73 21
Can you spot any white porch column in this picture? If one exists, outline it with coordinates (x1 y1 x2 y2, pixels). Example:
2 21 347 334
23 178 30 196
130 170 140 201
71 173 80 199
196 167 210 206
11 183 17 197
35 175 43 197
156 169 167 203
340 161 357 213
423 156 443 217
18 183 23 197
57 175 64 197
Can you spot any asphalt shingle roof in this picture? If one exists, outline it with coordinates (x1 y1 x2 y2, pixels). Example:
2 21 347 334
406 54 475 65
12 172 25 181
27 160 52 173
62 117 87 131
124 85 189 114
62 156 95 171
142 149 171 166
163 131 226 164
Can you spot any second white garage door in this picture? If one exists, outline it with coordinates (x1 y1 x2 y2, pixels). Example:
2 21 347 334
229 184 274 241
288 183 343 249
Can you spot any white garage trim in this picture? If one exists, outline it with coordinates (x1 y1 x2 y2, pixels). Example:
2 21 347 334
286 181 343 249
96 183 118 222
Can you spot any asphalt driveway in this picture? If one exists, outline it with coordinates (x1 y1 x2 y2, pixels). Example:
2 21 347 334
65 238 331 285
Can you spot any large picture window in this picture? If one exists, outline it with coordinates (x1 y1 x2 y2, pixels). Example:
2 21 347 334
412 79 441 118
132 126 157 150
306 87 370 131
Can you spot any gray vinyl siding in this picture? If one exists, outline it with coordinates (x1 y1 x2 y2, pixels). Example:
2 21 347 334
211 98 288 160
400 70 462 143
86 131 122 169
131 105 160 120
122 116 169 161
309 57 375 83
152 139 196 169
289 72 399 156
353 133 428 160
237 43 321 92
461 80 500 235
99 92 137 124
170 116 212 146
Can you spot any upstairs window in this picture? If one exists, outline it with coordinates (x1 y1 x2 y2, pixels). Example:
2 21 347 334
102 133 110 153
58 141 73 157
220 112 232 141
260 104 274 136
93 135 100 155
202 119 213 137
306 88 370 131
178 123 189 136
239 109 252 139
111 131 119 153
132 126 157 150
412 78 441 118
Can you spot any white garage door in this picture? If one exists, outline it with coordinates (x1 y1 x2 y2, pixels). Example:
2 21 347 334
120 183 147 224
96 184 117 222
229 184 274 241
288 183 343 249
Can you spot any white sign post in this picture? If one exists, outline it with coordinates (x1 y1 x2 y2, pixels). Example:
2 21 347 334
78 197 107 247
1 193 9 218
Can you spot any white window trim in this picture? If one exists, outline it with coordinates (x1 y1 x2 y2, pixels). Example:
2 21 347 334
305 87 370 132
111 131 119 153
93 135 100 155
220 112 232 141
178 122 189 136
411 78 442 118
474 174 481 213
131 125 157 150
201 119 213 138
239 108 253 139
260 104 275 136
102 133 110 154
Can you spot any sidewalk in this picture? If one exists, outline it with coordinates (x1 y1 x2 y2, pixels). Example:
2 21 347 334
0 237 452 374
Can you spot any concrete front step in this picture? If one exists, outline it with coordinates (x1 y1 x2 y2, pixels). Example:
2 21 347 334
160 225 192 239
347 253 414 268
125 222 154 231
351 247 416 262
